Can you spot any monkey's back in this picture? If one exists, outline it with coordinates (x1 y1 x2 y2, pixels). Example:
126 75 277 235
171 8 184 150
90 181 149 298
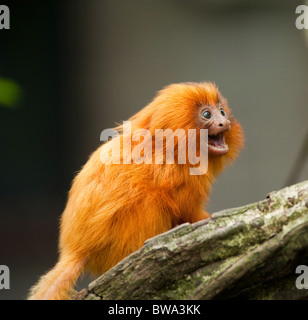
59 145 184 274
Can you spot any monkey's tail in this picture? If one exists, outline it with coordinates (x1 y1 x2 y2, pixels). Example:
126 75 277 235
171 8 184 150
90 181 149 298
27 255 86 300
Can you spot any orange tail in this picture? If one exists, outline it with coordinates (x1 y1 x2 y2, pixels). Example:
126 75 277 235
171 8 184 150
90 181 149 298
27 255 86 300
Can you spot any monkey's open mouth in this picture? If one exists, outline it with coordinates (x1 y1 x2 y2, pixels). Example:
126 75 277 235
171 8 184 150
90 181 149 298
208 132 229 156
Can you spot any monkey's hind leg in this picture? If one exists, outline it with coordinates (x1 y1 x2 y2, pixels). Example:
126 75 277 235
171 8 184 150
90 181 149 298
27 254 87 300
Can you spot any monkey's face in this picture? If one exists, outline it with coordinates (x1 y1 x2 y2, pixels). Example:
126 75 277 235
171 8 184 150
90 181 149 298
198 104 231 156
137 82 243 161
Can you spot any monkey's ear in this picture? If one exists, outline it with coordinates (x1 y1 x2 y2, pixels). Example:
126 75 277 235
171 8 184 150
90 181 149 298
228 114 236 123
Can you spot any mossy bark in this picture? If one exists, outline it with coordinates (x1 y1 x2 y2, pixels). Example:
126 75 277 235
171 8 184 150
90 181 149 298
76 180 308 300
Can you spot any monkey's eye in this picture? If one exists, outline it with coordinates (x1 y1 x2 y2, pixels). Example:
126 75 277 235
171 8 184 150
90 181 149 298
220 109 226 117
202 111 212 119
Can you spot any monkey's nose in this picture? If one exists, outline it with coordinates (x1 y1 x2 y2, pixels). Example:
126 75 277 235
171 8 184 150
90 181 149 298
218 119 230 128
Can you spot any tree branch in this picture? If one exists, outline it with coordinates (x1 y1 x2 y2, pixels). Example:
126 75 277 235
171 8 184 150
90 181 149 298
76 180 308 300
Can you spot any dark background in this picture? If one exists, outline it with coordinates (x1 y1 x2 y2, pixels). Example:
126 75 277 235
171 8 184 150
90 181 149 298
0 0 308 299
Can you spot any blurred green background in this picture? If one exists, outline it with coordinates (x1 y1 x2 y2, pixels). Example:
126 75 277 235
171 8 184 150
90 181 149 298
0 0 308 299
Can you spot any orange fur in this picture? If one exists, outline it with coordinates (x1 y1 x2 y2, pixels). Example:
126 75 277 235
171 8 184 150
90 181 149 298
28 82 244 300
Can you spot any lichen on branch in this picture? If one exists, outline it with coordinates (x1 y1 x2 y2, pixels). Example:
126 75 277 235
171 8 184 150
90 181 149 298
77 180 308 300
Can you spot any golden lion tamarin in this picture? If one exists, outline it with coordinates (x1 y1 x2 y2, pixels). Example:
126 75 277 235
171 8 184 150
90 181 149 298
28 82 244 300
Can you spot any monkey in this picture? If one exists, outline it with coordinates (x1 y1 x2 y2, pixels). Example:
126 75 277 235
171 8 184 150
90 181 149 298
27 82 244 300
